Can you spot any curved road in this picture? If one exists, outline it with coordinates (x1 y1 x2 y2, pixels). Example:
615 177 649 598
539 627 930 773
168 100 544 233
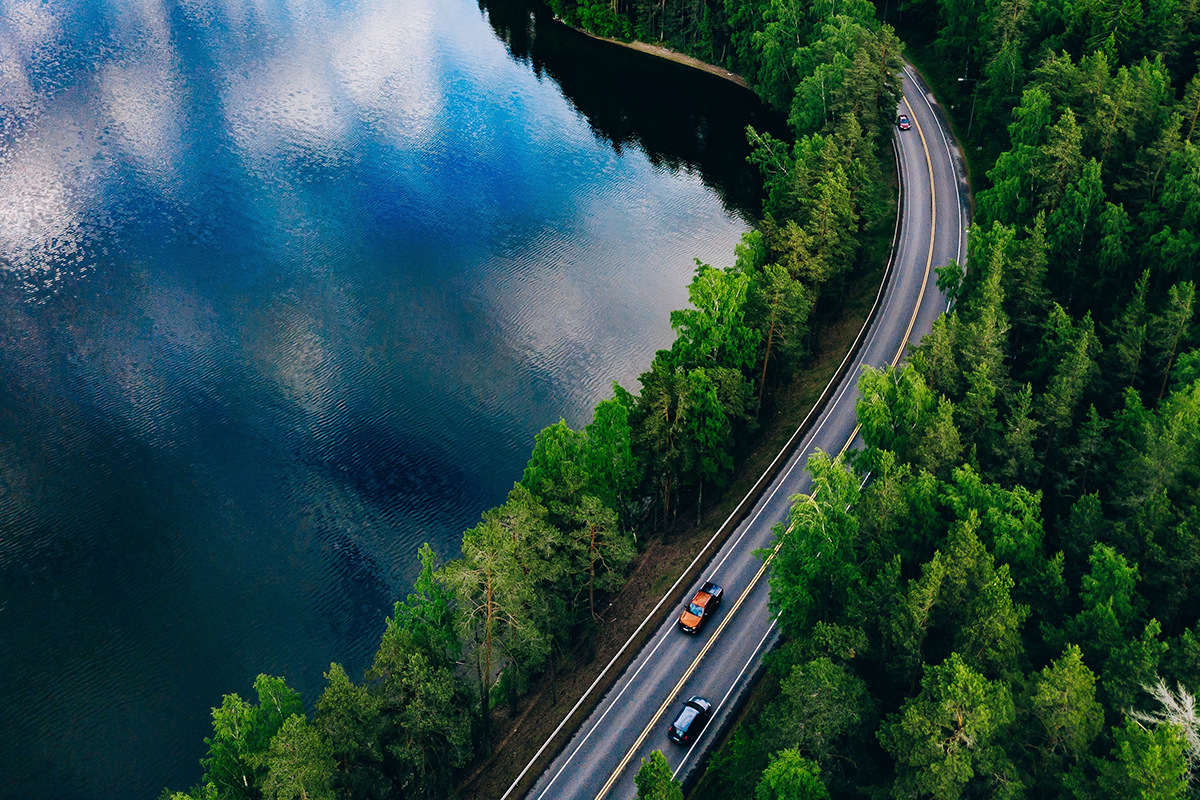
512 65 969 800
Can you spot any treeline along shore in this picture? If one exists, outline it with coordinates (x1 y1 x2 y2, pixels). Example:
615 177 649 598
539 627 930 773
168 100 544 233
167 0 1200 797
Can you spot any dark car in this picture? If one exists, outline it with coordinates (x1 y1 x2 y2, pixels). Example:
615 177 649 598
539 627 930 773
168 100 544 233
668 696 712 744
897 114 911 130
678 581 723 633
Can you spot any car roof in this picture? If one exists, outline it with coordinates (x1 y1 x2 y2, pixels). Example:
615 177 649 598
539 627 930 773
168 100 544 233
674 705 700 729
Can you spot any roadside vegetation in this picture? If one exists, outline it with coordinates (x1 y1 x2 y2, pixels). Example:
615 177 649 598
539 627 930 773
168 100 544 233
161 1 905 799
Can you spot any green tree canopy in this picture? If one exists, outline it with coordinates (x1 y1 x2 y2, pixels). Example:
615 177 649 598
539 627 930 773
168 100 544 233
199 675 305 800
253 716 337 800
635 750 684 800
1097 718 1190 799
755 750 830 800
767 452 862 636
665 261 761 375
878 653 1019 800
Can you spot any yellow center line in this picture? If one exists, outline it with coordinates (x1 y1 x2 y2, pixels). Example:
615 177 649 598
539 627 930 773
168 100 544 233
893 94 937 370
838 93 937 458
594 85 941 800
592 556 775 800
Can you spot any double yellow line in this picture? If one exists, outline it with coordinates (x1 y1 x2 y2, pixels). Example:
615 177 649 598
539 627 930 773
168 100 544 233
593 89 939 800
592 554 775 798
839 92 938 452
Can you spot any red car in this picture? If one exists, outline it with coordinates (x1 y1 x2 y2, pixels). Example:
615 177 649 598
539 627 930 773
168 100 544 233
678 581 723 633
897 114 911 130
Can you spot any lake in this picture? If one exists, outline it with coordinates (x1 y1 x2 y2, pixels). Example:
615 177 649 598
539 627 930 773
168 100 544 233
0 0 780 795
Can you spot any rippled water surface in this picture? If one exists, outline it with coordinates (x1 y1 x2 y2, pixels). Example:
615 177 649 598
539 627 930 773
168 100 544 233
0 0 779 795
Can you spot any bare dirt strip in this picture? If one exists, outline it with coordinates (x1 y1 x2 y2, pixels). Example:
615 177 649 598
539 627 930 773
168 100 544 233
574 29 752 89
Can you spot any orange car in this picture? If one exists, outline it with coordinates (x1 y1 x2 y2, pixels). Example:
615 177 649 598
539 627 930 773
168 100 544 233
678 581 724 633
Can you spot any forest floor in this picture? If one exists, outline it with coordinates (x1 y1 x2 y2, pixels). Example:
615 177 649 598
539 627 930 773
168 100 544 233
459 249 892 800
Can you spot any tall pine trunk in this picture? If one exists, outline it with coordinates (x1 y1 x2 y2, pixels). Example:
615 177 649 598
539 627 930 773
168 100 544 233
758 312 777 411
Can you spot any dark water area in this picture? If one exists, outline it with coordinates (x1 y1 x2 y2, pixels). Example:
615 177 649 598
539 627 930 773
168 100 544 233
0 0 781 796
480 0 781 218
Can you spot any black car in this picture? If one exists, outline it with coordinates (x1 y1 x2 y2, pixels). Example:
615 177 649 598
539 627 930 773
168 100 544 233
897 113 911 130
668 696 712 744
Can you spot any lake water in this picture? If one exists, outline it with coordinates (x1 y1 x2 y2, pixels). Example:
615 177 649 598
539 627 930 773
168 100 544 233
0 0 779 795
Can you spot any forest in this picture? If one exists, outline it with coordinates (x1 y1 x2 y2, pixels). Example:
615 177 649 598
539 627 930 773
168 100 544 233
165 0 1200 797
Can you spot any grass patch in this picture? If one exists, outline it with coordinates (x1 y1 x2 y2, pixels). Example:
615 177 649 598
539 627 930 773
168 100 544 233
649 571 675 595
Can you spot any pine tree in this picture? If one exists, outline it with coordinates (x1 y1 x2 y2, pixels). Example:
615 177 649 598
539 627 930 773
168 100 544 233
878 653 1019 800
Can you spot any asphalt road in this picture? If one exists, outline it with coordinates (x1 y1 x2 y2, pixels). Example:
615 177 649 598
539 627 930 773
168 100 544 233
513 64 970 800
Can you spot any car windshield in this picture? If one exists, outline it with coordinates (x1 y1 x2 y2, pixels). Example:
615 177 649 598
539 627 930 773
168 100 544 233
688 602 705 616
676 707 698 730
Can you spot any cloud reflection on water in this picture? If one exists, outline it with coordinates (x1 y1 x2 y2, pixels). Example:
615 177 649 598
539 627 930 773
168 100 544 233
0 1 762 796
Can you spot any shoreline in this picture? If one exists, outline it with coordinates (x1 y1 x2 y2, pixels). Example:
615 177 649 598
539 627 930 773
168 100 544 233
573 28 752 90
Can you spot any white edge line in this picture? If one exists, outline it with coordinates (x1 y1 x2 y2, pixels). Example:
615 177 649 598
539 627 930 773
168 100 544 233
532 615 682 799
672 66 958 791
590 125 912 792
504 82 911 800
901 64 966 312
537 111 910 799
